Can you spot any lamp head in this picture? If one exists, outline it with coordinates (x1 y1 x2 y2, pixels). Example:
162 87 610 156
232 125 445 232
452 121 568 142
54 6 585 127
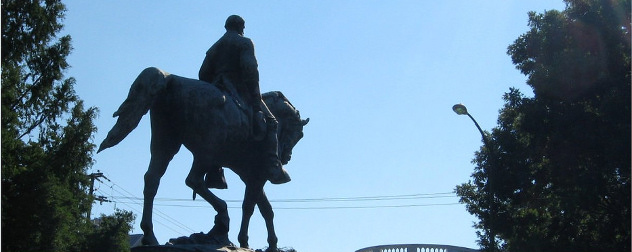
452 104 468 115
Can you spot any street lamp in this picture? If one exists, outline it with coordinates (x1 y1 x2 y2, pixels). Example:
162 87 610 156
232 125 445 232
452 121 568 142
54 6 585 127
453 103 499 251
452 103 489 146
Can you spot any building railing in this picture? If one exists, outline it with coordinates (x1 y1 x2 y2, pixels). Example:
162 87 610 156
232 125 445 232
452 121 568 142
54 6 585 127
355 244 478 252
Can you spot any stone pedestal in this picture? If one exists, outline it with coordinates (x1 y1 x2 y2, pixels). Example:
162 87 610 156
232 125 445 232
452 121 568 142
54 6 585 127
130 232 293 252
131 245 254 252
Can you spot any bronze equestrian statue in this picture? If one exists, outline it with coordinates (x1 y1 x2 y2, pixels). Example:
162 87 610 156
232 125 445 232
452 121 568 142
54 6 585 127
98 67 307 251
97 16 308 252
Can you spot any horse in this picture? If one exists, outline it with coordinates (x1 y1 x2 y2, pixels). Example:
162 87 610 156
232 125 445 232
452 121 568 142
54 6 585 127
97 67 308 251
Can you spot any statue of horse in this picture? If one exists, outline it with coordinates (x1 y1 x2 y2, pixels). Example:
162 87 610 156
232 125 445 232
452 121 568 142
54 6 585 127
97 67 308 251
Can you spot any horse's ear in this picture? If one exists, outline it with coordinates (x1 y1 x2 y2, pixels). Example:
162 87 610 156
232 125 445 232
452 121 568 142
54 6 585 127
302 118 310 126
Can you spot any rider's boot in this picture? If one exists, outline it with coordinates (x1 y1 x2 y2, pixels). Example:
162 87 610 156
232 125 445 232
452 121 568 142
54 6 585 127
204 167 228 189
263 116 291 184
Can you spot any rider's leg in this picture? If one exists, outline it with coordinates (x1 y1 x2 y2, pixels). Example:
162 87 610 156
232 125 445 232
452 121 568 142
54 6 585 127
259 101 290 184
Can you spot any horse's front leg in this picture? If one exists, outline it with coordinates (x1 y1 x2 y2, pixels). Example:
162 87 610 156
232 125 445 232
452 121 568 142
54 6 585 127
238 179 266 249
257 188 278 252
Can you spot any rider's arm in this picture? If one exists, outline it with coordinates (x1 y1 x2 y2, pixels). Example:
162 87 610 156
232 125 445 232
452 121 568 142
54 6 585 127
241 39 262 108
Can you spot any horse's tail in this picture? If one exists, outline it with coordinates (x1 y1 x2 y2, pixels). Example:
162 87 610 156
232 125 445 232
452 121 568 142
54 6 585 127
97 67 170 153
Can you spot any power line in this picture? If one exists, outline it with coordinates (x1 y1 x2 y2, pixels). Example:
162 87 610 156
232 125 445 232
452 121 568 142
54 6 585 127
94 174 462 214
273 202 462 210
110 191 462 210
93 175 196 234
108 186 196 234
113 201 463 210
108 192 458 203
113 195 188 236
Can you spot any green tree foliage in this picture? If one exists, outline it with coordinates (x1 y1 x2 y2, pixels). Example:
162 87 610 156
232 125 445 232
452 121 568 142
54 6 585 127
455 0 630 251
1 0 134 251
85 210 135 252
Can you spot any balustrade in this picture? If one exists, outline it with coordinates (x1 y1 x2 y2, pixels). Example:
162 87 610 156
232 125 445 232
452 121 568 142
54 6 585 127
355 244 478 252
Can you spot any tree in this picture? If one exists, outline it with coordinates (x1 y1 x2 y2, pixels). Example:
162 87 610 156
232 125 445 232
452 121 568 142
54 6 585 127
85 210 135 252
1 1 134 251
455 0 630 251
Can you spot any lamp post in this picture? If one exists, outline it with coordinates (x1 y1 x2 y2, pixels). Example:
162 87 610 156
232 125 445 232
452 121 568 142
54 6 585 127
452 104 489 146
452 103 499 251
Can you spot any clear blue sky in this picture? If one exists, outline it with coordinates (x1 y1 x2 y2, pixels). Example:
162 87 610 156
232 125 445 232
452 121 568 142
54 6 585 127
63 1 565 251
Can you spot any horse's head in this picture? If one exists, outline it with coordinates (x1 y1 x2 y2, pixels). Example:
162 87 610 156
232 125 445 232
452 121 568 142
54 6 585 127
263 91 309 165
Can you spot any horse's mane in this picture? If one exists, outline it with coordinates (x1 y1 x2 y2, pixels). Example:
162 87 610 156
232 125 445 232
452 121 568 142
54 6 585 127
263 91 301 121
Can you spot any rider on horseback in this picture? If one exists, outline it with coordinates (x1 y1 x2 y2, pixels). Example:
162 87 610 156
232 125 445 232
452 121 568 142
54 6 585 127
199 15 290 187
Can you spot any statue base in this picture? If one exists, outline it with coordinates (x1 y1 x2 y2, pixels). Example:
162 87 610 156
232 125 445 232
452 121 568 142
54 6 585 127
131 232 242 252
131 244 254 252
130 232 294 252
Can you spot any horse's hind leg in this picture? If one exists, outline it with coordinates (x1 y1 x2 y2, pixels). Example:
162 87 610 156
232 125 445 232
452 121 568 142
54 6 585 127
140 140 180 246
185 154 230 243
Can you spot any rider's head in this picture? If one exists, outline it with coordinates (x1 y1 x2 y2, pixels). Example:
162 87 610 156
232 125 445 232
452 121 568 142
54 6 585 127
225 15 245 35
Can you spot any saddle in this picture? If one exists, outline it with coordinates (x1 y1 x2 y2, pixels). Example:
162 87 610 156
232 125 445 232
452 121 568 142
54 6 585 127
211 75 268 140
202 112 267 190
201 77 269 190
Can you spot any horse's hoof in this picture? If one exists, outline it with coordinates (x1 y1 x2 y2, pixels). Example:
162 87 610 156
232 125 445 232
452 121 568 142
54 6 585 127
207 233 233 247
141 235 159 246
264 247 279 252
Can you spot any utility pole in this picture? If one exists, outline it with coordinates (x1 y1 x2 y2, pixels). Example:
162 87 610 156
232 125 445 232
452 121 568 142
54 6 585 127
87 171 111 219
